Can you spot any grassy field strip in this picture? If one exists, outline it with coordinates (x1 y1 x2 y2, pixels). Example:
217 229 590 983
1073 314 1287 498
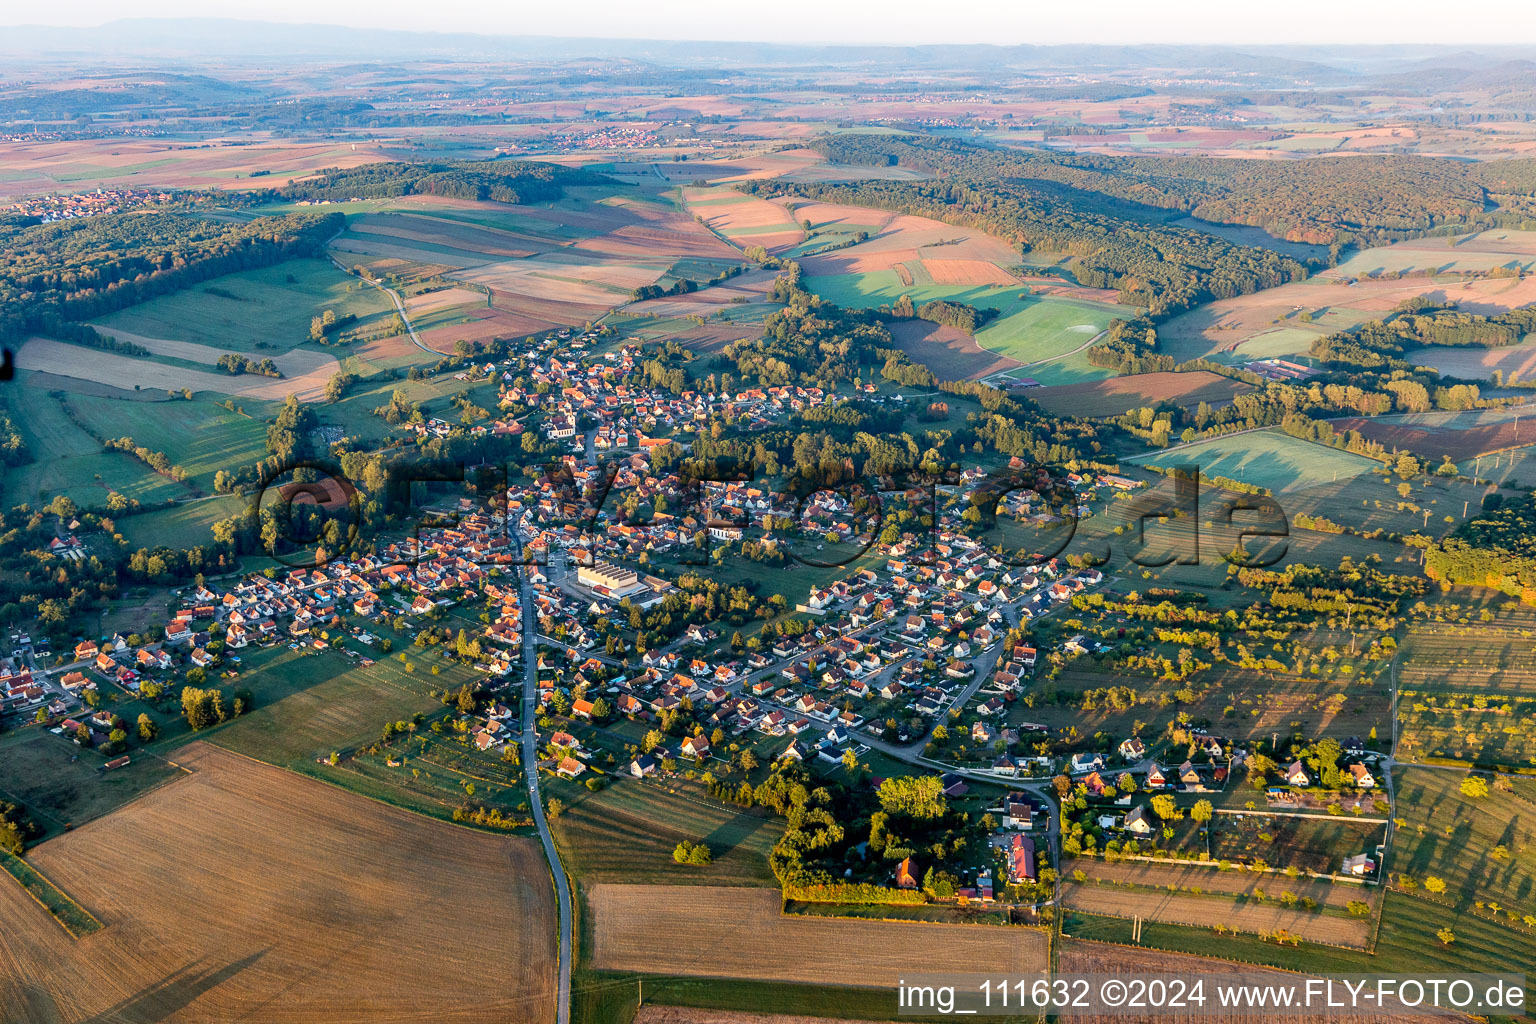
1063 881 1372 948
0 851 104 938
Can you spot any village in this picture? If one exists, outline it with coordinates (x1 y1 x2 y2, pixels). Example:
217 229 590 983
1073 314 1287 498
0 312 1400 918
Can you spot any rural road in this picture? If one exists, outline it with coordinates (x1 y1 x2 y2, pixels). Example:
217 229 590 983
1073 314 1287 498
520 564 573 1024
327 249 438 357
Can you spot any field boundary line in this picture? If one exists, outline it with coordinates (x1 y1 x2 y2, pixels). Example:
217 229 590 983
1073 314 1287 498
0 850 105 939
204 742 536 839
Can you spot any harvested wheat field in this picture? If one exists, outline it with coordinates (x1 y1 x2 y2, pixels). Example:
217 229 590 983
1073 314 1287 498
1058 941 1442 1024
0 743 556 1024
17 338 338 401
922 259 1017 286
664 323 763 353
405 287 490 316
588 884 1045 986
1063 882 1370 948
795 210 1016 277
682 188 802 251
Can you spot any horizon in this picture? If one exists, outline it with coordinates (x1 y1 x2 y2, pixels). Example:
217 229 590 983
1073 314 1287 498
6 3 1536 49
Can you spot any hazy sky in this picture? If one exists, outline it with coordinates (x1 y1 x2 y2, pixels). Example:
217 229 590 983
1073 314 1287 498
9 0 1536 45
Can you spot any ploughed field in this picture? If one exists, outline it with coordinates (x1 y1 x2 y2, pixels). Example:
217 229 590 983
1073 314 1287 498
0 743 557 1024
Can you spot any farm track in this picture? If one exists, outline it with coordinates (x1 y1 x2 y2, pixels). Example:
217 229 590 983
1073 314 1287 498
330 251 436 357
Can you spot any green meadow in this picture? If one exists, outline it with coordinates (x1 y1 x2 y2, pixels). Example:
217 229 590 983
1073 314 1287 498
805 269 1134 364
97 258 393 354
1127 428 1382 493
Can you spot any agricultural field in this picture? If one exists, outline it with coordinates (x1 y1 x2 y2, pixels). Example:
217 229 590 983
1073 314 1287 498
885 319 1021 380
1018 345 1123 386
1397 616 1536 696
187 631 476 773
1056 939 1443 1024
1330 404 1536 463
1160 258 1536 366
587 884 1047 986
96 258 392 355
1398 693 1536 768
0 137 398 198
680 186 803 250
336 716 532 829
16 336 340 402
1028 663 1391 758
1064 888 1536 999
1125 428 1382 494
805 272 1123 367
0 381 194 509
117 493 248 551
1390 766 1536 920
61 395 268 494
313 361 504 440
1026 371 1252 418
0 743 556 1024
1043 468 1428 595
1406 337 1536 381
549 776 782 886
1070 858 1369 909
1394 609 1536 767
322 188 741 345
1062 880 1373 948
1331 230 1536 278
1246 465 1491 543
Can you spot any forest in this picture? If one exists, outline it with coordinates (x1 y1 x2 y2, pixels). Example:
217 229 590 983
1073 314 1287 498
0 208 342 347
746 144 1310 318
804 133 1536 246
271 158 608 205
